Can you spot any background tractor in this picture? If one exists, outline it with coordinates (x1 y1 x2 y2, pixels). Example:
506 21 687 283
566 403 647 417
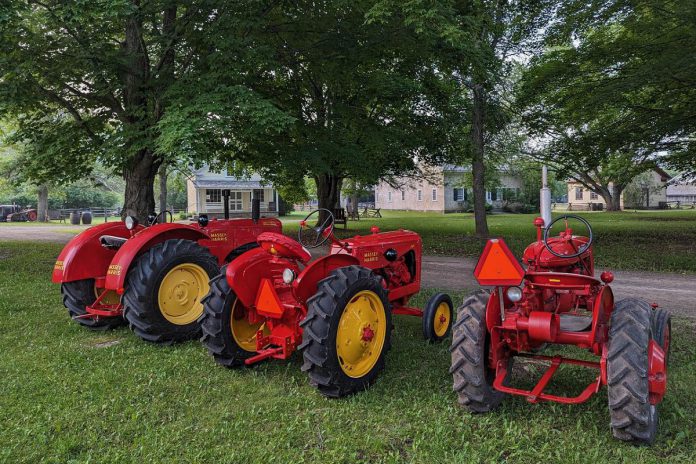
450 215 671 444
200 208 453 397
52 201 281 344
0 204 37 222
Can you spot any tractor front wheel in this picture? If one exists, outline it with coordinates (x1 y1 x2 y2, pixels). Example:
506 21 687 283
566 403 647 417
200 267 268 367
122 239 219 344
299 265 391 398
61 279 125 330
450 290 510 413
607 298 660 445
423 292 453 342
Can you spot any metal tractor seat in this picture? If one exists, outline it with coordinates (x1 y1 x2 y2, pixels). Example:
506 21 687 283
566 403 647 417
100 235 128 250
559 314 593 332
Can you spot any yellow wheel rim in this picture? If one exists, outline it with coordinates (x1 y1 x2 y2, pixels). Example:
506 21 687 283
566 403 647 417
95 286 120 306
336 290 387 379
230 298 267 352
157 263 209 325
433 302 451 337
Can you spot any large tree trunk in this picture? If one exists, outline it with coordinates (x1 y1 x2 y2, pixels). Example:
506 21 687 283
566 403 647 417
471 84 489 237
123 149 159 220
315 173 343 223
159 163 168 215
597 184 623 211
37 184 49 222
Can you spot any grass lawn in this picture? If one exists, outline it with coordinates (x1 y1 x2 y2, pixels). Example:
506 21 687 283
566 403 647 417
282 209 696 273
1 241 695 463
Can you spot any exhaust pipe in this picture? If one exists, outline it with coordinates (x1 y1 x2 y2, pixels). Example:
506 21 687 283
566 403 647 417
252 197 260 223
540 165 552 228
222 189 230 220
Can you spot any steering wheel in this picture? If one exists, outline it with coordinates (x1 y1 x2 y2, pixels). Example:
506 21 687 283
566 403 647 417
543 215 593 259
298 208 335 248
149 210 173 226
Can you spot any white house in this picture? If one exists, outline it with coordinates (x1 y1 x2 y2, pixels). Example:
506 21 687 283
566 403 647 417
666 173 696 205
186 165 279 218
374 164 523 213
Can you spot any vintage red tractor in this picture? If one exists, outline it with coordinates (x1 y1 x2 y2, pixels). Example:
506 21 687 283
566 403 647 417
200 209 453 397
52 207 281 344
450 215 671 444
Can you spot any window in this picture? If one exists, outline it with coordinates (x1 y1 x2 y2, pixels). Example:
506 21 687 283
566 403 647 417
230 191 243 210
491 189 498 201
387 191 392 202
575 187 583 201
432 188 438 201
453 188 464 201
401 190 405 201
206 189 221 204
590 191 598 200
417 189 423 201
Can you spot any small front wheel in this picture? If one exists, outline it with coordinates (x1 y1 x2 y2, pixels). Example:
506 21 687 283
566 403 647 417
422 293 453 342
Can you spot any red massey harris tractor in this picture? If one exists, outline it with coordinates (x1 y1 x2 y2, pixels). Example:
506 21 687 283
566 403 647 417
52 208 281 344
200 209 453 397
450 215 671 444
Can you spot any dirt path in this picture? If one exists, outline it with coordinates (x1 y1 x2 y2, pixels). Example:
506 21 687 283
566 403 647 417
3 224 694 319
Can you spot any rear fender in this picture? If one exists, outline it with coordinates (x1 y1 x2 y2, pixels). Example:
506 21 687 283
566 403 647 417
225 247 296 308
52 222 136 283
103 223 210 292
293 254 361 304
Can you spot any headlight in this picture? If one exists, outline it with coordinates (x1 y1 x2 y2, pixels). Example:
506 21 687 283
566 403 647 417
282 268 296 284
124 215 138 230
506 286 523 302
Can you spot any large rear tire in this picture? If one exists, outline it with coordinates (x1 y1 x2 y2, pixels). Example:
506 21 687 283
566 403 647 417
122 239 219 344
299 265 391 398
450 290 509 413
607 298 658 445
61 279 125 330
199 267 267 367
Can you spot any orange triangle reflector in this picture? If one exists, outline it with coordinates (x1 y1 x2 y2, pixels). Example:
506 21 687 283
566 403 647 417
473 239 525 286
255 278 284 317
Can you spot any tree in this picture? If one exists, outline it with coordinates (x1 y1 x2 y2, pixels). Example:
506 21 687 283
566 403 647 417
371 0 556 235
158 1 452 221
519 0 696 201
0 1 287 220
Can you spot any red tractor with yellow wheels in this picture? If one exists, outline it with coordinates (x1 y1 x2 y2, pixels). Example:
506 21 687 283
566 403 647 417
52 209 281 344
450 215 671 444
200 209 453 397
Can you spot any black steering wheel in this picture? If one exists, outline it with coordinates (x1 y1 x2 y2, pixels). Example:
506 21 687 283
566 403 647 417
543 215 593 259
298 208 335 248
149 210 173 226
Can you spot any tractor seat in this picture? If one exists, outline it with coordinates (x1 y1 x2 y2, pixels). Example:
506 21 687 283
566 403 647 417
100 235 128 250
559 314 593 333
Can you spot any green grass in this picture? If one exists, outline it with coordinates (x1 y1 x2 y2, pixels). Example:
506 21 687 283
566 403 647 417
283 209 696 273
1 241 695 463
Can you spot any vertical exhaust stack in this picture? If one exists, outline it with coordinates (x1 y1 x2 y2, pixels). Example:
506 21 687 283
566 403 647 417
251 196 260 223
540 165 552 228
222 189 230 220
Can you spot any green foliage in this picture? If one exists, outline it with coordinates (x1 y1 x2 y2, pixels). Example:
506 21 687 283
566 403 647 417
520 0 696 184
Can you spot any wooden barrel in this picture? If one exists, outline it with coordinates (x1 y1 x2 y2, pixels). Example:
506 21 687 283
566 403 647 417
81 211 93 225
70 211 81 225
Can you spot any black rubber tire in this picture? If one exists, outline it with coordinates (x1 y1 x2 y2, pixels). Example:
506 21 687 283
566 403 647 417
224 242 259 263
607 298 658 445
199 266 257 367
422 292 454 342
450 290 509 413
61 279 125 330
122 239 219 344
299 265 392 398
651 307 672 365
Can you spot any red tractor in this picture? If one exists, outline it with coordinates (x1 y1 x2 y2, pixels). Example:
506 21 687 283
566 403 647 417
450 215 671 444
52 208 281 344
200 209 453 397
